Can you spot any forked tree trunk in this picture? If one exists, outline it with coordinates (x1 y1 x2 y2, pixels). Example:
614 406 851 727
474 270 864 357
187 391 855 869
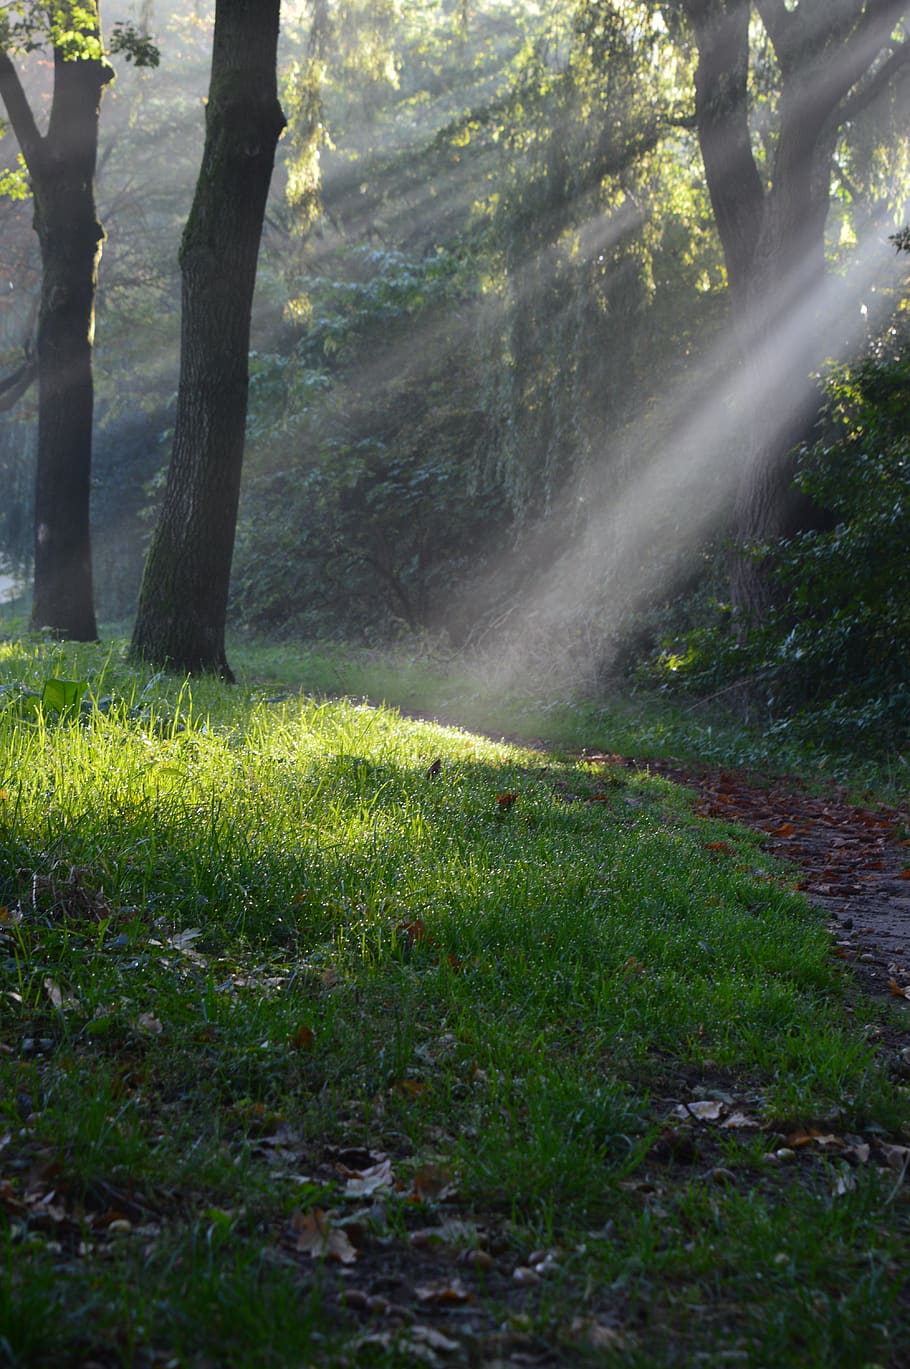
683 0 910 628
130 0 285 678
0 10 112 639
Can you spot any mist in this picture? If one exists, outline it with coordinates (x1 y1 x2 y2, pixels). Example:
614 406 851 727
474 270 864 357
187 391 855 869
1 0 907 700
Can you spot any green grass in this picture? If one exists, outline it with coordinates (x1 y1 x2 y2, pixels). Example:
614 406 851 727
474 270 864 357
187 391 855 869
1 636 908 1366
227 635 910 801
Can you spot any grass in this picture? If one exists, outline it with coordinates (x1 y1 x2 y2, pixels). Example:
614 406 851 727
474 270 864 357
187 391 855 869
227 635 910 801
1 634 909 1366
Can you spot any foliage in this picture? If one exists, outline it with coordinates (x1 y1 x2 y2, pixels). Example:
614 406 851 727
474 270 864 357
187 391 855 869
0 152 28 199
231 244 507 640
0 3 106 60
653 336 910 751
108 20 159 69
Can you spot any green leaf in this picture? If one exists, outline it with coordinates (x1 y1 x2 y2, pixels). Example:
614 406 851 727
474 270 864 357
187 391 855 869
41 678 87 715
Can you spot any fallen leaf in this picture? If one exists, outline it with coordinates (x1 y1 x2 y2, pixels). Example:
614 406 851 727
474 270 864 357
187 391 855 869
288 1024 315 1051
43 977 64 1009
425 759 442 779
671 1100 724 1121
394 1079 427 1100
888 978 910 1000
834 1168 857 1196
409 1219 475 1249
720 1111 759 1129
570 1317 627 1351
411 1162 457 1201
415 1279 471 1304
410 1325 461 1353
291 1207 357 1263
167 927 203 950
398 918 429 947
341 1158 395 1198
43 977 78 1010
878 1142 910 1171
496 792 518 810
786 1128 820 1148
137 1013 164 1035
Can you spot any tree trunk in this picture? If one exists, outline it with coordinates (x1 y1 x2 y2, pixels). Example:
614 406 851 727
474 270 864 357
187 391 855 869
130 0 285 678
0 9 111 639
683 0 909 630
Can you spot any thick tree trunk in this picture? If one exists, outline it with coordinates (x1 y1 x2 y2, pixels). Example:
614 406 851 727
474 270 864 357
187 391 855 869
130 0 285 678
0 12 111 639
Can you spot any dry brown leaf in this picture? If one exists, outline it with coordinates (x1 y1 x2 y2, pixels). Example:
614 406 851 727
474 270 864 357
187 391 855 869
291 1207 357 1263
411 1162 457 1202
720 1111 759 1129
878 1142 910 1172
342 1158 395 1197
398 917 429 946
786 1128 819 1148
288 1024 315 1051
415 1278 471 1304
394 1079 427 1100
672 1100 724 1121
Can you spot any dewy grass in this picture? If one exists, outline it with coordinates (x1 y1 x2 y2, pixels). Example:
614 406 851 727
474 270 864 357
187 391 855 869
1 638 909 1365
227 635 910 800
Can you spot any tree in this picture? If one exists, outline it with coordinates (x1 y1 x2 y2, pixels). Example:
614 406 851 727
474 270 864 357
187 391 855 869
668 0 910 623
130 0 286 678
0 2 117 637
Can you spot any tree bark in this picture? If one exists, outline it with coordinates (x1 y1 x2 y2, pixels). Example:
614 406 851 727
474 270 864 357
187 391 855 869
130 0 285 678
0 7 112 639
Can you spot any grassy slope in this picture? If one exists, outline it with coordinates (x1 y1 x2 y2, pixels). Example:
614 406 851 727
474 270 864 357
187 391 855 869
0 637 908 1366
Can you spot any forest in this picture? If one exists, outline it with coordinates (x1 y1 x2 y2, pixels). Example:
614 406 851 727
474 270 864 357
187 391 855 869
0 0 906 743
2 4 910 1366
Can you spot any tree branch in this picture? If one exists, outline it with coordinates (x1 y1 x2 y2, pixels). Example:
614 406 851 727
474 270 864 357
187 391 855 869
0 351 37 411
0 46 46 175
840 35 910 119
825 0 910 112
753 0 794 57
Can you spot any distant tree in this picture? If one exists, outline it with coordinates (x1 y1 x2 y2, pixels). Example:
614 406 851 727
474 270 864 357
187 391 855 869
0 3 115 637
670 0 910 624
130 0 286 678
0 3 157 637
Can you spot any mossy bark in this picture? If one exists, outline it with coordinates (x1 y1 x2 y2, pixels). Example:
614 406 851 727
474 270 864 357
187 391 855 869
131 0 285 678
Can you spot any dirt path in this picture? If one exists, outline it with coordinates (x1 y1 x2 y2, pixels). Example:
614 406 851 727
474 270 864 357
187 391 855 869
595 751 910 1014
